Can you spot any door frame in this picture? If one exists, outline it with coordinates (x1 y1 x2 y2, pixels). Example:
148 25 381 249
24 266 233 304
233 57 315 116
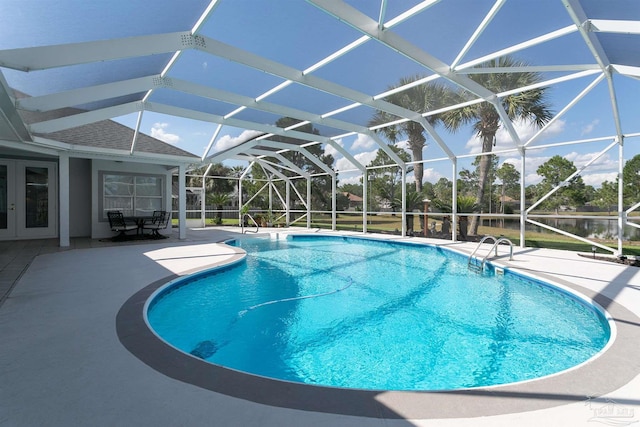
0 158 58 240
0 159 16 239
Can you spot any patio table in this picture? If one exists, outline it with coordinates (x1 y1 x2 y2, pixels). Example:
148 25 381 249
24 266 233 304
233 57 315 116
124 215 154 235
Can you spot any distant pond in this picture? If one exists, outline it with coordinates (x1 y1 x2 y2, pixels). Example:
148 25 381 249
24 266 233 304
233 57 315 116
490 217 640 241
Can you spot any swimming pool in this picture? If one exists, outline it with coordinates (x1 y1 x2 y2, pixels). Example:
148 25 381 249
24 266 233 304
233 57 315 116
146 235 611 391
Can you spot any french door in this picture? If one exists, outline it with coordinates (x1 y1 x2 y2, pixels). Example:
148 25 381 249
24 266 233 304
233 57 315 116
0 159 57 240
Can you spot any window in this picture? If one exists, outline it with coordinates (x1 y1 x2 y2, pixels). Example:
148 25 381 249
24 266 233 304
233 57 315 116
101 172 163 219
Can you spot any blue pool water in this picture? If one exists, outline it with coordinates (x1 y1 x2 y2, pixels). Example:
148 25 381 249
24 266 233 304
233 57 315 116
147 236 611 391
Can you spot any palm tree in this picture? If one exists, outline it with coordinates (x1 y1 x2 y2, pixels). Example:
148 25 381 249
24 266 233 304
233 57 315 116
441 56 553 236
432 195 478 241
394 189 425 235
208 193 230 225
369 76 449 193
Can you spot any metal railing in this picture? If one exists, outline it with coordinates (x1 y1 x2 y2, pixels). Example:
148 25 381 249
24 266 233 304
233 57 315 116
241 214 259 234
468 235 514 273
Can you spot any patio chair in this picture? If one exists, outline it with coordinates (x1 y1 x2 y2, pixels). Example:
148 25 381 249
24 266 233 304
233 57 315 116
142 210 170 238
107 211 138 240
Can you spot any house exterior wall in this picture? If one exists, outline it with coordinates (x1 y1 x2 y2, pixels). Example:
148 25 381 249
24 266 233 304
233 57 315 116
69 158 91 238
91 160 173 239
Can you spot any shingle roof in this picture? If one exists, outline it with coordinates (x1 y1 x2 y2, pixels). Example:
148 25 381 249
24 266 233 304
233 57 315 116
14 90 198 159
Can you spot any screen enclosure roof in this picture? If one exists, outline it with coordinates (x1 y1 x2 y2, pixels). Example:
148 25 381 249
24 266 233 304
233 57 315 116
1 0 639 176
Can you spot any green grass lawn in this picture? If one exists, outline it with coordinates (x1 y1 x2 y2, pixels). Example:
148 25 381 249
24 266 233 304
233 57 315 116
181 213 640 256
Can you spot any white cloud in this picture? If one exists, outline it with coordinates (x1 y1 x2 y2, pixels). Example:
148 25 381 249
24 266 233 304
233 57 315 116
150 122 180 144
202 61 208 70
423 167 444 182
214 130 264 152
581 119 599 136
564 151 617 172
501 155 549 175
465 118 566 154
396 139 410 152
500 155 550 186
324 139 344 158
335 150 378 172
582 172 617 187
351 133 376 150
337 172 363 186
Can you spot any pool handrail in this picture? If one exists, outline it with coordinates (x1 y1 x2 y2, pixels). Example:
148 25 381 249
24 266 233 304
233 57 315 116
242 214 259 234
468 235 514 272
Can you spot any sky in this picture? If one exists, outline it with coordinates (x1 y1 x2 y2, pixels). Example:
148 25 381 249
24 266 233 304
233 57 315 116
2 0 639 189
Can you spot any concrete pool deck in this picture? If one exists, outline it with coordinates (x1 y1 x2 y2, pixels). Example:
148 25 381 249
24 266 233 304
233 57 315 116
1 227 639 426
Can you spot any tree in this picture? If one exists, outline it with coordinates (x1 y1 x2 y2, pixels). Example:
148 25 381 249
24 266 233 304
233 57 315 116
536 155 586 213
623 154 640 207
187 163 235 195
495 162 520 213
457 168 477 197
368 145 411 212
208 193 229 225
441 56 553 236
431 195 478 240
394 189 425 235
369 76 449 193
594 180 618 214
432 177 453 205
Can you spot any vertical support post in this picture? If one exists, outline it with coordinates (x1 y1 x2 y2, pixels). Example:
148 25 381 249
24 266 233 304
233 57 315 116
401 167 407 237
58 153 70 247
238 178 243 225
618 137 624 255
307 177 311 229
332 173 337 231
451 159 457 242
363 170 368 233
286 181 290 226
520 149 526 248
201 175 206 228
423 198 431 237
269 177 273 214
179 164 186 239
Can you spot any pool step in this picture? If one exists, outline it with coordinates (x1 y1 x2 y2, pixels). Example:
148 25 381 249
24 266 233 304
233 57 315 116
468 259 483 273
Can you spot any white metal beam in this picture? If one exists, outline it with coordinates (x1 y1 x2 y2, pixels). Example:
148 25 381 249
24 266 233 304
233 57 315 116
451 0 506 69
245 150 310 178
527 218 615 253
195 35 453 137
454 25 577 71
524 73 605 147
0 32 193 71
16 76 156 111
526 140 618 212
309 0 497 100
130 110 143 154
166 76 389 143
0 78 32 141
202 124 223 161
562 0 611 71
458 64 600 74
612 64 640 78
253 140 336 175
28 101 142 133
588 19 640 35
146 102 338 150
